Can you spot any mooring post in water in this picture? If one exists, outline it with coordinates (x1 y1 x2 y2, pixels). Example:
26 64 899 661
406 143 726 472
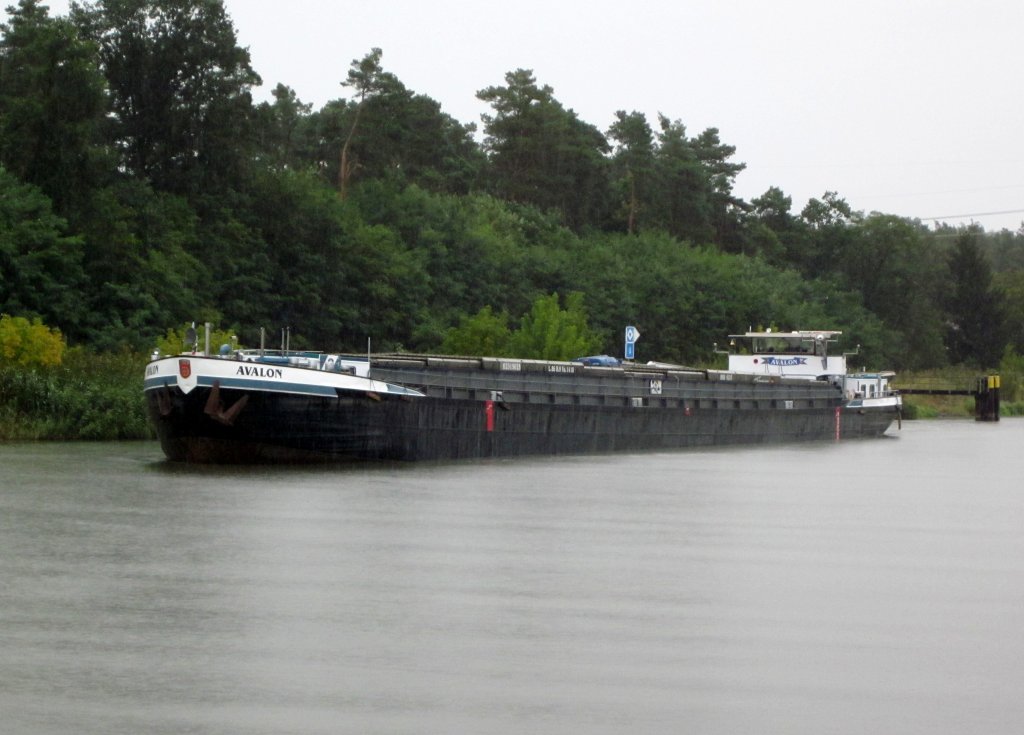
974 374 1000 422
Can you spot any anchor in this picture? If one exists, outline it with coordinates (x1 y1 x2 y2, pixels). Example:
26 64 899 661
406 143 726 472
204 381 249 426
156 385 174 417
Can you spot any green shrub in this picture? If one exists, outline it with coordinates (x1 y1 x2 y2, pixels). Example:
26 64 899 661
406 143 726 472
0 314 65 368
998 348 1024 403
0 349 151 441
440 292 601 360
1001 401 1024 417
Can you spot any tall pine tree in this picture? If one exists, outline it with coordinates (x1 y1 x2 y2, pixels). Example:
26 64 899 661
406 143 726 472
945 228 1006 367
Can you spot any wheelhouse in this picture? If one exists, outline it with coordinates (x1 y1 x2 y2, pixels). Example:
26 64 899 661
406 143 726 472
725 330 846 379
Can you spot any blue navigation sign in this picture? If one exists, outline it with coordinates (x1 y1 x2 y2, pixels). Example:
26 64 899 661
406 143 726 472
624 325 640 360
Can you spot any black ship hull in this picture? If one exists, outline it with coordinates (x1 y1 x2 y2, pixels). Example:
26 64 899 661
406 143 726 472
145 354 898 463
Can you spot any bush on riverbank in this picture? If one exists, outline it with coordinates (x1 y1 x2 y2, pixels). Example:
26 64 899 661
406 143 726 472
0 315 66 368
0 349 151 441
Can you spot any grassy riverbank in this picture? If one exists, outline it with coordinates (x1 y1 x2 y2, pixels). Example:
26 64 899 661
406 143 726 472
0 349 151 441
895 365 1024 419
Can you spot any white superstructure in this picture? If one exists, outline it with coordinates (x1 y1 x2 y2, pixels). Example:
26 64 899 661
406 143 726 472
725 329 902 411
726 330 845 379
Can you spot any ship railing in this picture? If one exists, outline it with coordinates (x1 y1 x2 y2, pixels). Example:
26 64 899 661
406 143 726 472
371 364 840 403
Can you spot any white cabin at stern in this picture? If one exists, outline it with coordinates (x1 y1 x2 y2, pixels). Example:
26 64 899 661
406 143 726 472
725 329 902 419
726 330 845 380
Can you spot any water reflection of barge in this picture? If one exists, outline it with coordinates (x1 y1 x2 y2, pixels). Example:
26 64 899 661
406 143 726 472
143 329 901 463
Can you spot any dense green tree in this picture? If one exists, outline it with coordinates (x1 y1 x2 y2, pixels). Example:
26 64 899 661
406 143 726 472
646 116 713 244
802 191 854 228
745 186 797 262
302 68 482 197
73 178 207 348
690 127 746 247
440 293 601 360
252 83 313 171
358 88 482 195
349 182 490 337
506 292 601 360
349 183 572 348
181 187 273 331
0 167 86 331
750 186 794 232
478 69 611 231
994 269 1024 353
0 0 108 215
302 98 347 179
981 226 1024 273
337 47 386 199
71 0 261 195
334 81 482 196
439 305 511 356
834 214 946 368
607 113 747 247
795 191 861 281
222 169 441 351
568 228 890 366
453 195 578 314
235 168 362 346
944 228 1006 367
607 110 656 234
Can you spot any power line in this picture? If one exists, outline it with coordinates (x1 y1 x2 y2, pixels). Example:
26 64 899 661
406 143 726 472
857 183 1024 201
921 208 1024 221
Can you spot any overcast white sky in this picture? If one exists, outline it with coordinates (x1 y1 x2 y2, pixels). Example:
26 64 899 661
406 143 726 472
29 0 1024 231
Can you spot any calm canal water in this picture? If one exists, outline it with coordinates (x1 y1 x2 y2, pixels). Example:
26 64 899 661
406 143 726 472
3 420 1024 734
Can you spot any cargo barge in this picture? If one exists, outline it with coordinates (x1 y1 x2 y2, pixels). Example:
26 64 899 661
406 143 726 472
143 329 901 463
